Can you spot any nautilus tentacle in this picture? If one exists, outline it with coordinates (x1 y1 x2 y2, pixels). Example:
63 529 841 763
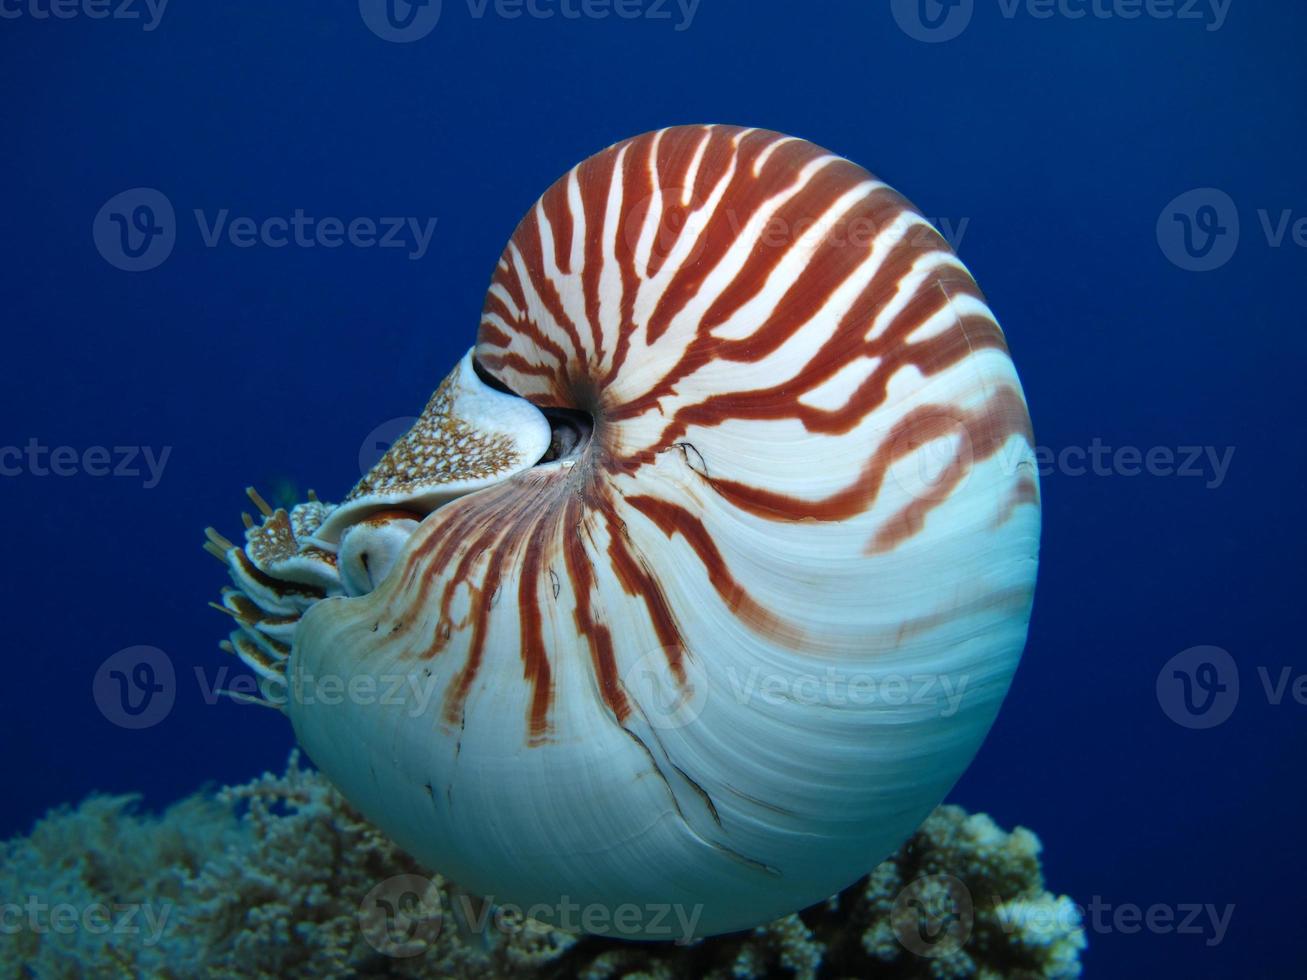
203 351 552 701
208 125 1039 938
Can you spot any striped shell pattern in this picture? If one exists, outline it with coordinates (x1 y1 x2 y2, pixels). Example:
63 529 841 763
206 125 1040 938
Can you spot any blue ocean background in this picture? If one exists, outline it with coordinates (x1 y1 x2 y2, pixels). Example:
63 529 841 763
2 1 1303 975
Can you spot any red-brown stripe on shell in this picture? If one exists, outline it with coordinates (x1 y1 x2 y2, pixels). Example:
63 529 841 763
209 125 1040 939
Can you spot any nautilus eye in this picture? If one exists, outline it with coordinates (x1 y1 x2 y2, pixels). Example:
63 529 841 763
206 125 1039 939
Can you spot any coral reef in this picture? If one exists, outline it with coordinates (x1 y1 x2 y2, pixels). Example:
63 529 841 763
0 756 1084 979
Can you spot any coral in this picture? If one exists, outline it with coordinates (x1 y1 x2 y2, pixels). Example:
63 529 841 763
0 758 1083 979
544 806 1085 980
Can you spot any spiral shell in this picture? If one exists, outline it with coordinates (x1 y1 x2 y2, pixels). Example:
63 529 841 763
207 125 1039 938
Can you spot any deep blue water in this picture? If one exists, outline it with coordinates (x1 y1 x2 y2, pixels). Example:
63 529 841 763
2 1 1304 976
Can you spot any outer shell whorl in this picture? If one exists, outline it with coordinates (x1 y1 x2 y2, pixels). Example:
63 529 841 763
464 123 1035 736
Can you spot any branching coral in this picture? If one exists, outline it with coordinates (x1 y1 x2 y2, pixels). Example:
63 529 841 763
0 757 1083 979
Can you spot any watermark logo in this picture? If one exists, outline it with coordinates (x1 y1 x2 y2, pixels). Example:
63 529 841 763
1258 666 1307 710
883 411 977 513
1074 895 1233 946
192 210 437 259
93 645 176 729
94 190 438 270
359 875 444 957
752 211 968 254
988 893 1229 947
619 655 972 732
285 669 442 716
892 0 974 43
997 0 1230 31
882 411 1237 512
359 0 443 41
0 440 172 488
1032 440 1235 489
620 192 969 280
1159 188 1307 271
362 0 700 42
892 873 975 957
1156 188 1240 272
894 0 1231 41
93 188 176 272
359 416 419 477
621 186 713 276
726 666 971 717
1156 645 1238 729
0 0 169 31
623 646 709 730
1158 647 1307 728
454 892 704 943
0 898 172 946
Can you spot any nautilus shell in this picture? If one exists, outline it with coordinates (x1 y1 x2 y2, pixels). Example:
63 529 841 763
206 125 1039 939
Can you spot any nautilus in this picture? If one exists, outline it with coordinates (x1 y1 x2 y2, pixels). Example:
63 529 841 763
205 125 1039 938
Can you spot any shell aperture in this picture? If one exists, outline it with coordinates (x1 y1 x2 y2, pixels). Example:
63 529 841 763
207 125 1040 938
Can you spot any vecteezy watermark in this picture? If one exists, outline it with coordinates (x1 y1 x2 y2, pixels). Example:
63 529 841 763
740 211 969 255
892 873 975 957
1158 645 1307 729
359 0 700 42
1158 188 1306 272
891 875 1228 956
94 188 438 270
726 667 972 717
621 647 973 732
358 0 444 42
194 665 445 718
93 188 176 272
1156 188 1238 272
359 875 445 958
460 893 704 945
876 412 1235 520
0 0 168 31
0 898 173 947
193 210 437 260
1030 441 1235 489
1074 896 1233 947
990 894 1232 947
619 188 969 272
94 652 448 729
1256 666 1307 709
359 875 705 953
891 0 975 42
359 416 419 477
622 646 711 731
93 646 176 729
1156 645 1239 729
893 0 1230 42
0 439 171 488
894 418 1237 502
